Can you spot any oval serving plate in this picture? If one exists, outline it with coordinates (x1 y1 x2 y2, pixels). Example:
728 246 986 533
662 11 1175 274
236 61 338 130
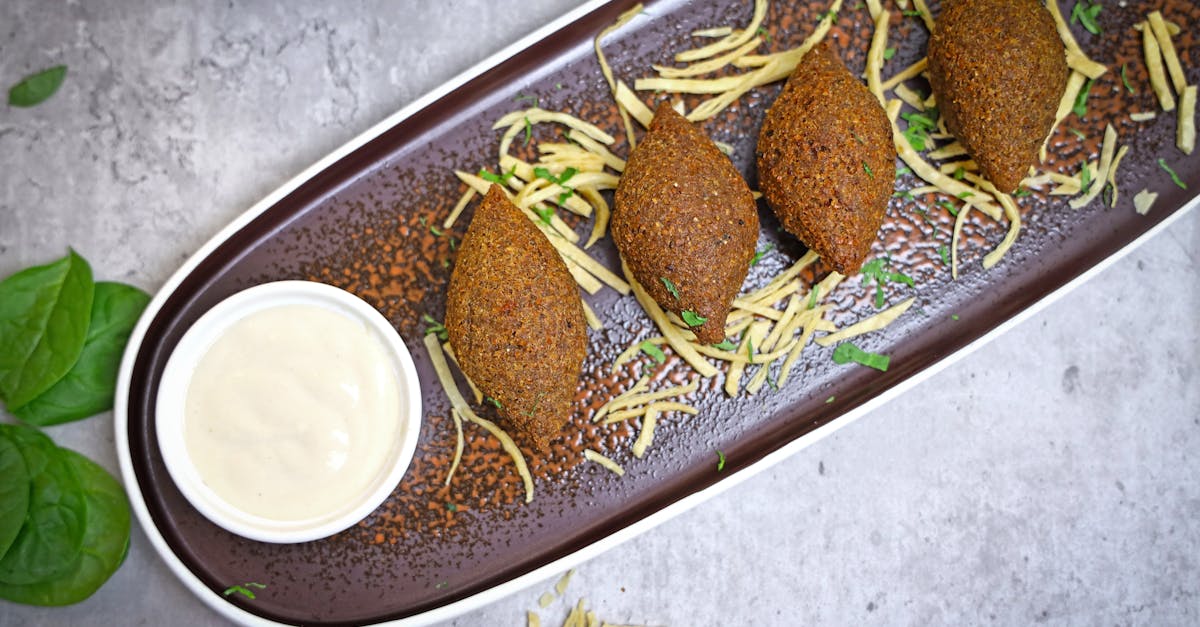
115 0 1199 624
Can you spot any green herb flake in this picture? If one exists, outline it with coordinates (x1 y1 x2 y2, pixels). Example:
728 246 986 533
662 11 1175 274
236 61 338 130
1013 188 1032 198
957 191 974 199
486 396 502 409
883 47 897 61
639 340 666 364
863 162 874 178
429 224 443 237
523 116 532 146
449 237 459 251
951 314 960 321
8 65 67 107
902 9 922 16
952 166 966 180
937 245 951 266
1073 79 1093 118
825 395 836 403
1121 63 1135 94
1069 128 1087 140
713 339 738 351
1070 0 1103 35
681 310 707 327
661 276 681 300
831 342 891 371
766 373 779 392
750 244 774 266
755 26 771 42
1158 159 1188 189
716 450 726 472
514 93 539 106
223 583 266 600
435 582 449 589
420 314 447 342
445 502 458 512
938 199 959 216
817 8 839 21
478 166 516 185
1080 163 1093 195
807 285 820 309
896 166 912 177
533 206 555 226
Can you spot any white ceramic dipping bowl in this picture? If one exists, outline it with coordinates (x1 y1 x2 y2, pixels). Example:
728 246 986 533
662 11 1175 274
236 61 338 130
156 280 421 543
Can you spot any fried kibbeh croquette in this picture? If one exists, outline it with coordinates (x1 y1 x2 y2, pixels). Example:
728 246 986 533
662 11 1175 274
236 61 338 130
927 0 1068 193
756 42 897 275
612 103 759 345
445 184 587 449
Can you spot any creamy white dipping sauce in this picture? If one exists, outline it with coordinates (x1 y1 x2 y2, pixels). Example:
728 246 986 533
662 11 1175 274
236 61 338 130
184 303 402 522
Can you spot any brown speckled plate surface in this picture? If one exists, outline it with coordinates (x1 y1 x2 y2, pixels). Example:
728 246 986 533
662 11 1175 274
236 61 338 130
119 0 1199 624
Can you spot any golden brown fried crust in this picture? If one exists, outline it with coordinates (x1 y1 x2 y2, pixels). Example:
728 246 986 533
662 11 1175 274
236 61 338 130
756 43 897 276
928 0 1068 193
612 103 759 344
445 184 587 450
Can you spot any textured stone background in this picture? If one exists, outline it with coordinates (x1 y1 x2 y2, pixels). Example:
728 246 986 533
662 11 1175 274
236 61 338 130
1 1 1198 625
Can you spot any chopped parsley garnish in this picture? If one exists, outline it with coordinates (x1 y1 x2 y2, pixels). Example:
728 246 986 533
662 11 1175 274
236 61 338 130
916 206 936 226
755 26 771 42
750 244 774 266
825 395 836 403
937 245 950 266
807 285 820 309
429 224 443 236
713 339 738 351
486 396 502 409
901 110 938 151
766 373 779 391
860 257 915 309
937 199 959 216
514 93 539 106
831 342 890 371
883 47 897 60
716 450 726 471
957 191 974 199
1080 163 1093 195
746 335 755 360
449 236 459 251
640 340 666 364
1121 63 1135 94
661 276 681 300
863 162 874 178
1069 128 1087 140
422 314 448 340
896 166 912 177
446 502 458 512
535 166 578 206
1158 159 1187 189
223 583 267 600
681 310 707 327
1013 188 1032 198
1070 0 1103 35
902 9 922 16
478 166 517 185
533 205 555 225
951 314 960 321
952 166 966 180
523 116 533 145
1073 79 1093 118
894 189 915 201
816 8 838 21
435 582 449 589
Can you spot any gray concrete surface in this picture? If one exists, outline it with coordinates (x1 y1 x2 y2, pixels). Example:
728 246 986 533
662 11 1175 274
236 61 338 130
1 1 1198 625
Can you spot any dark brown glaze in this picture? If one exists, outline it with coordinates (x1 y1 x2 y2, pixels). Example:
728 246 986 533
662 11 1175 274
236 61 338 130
613 102 759 344
928 0 1069 193
445 185 586 450
756 42 897 276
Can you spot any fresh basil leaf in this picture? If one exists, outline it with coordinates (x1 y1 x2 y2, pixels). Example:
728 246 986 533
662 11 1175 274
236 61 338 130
0 447 131 606
0 432 31 560
15 283 150 426
0 425 87 585
0 250 95 411
8 66 67 108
